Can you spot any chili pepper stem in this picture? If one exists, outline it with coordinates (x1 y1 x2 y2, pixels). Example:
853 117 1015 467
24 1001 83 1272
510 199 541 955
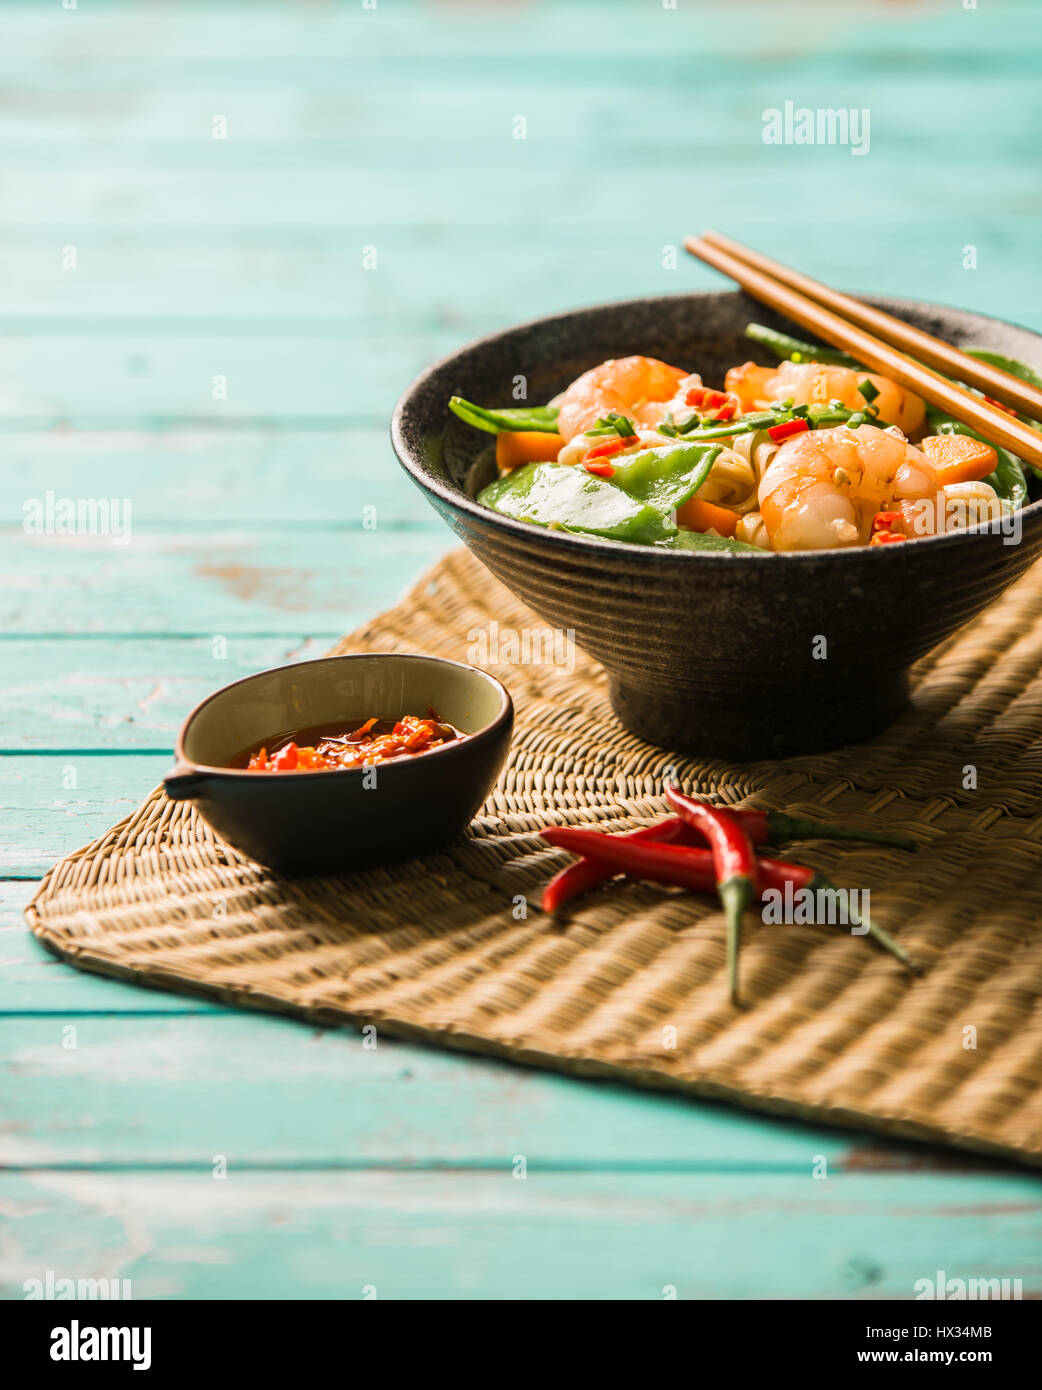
766 811 914 851
718 876 752 1004
808 873 920 972
859 914 921 972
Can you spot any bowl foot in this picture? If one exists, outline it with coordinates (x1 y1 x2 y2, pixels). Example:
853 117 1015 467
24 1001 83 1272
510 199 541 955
608 669 911 761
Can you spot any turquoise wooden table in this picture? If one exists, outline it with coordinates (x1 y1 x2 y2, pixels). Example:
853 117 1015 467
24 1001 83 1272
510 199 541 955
3 0 1041 1299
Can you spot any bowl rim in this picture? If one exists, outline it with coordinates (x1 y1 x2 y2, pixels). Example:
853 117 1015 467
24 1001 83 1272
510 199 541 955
171 651 514 781
391 288 1042 564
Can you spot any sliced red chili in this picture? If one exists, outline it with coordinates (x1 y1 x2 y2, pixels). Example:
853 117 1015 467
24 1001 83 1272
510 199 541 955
701 389 727 409
583 460 617 478
685 386 707 407
271 741 299 771
870 531 907 545
768 418 810 443
711 401 737 422
584 435 632 461
871 510 903 533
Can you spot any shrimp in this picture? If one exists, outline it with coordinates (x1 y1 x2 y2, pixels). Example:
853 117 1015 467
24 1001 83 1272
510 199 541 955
726 360 925 437
555 356 693 442
758 424 941 551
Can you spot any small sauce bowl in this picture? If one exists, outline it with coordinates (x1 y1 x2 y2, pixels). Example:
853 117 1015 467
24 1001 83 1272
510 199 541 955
164 653 513 875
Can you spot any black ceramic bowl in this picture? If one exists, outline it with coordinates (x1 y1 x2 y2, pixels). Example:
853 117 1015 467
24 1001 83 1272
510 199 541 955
163 654 513 875
392 290 1042 758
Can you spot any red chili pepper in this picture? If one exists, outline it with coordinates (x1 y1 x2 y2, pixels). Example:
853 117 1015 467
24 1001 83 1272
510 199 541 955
544 802 915 912
982 394 1018 418
871 510 903 533
701 389 727 409
665 788 914 853
540 825 917 974
543 825 806 898
541 818 697 912
664 796 756 1002
583 460 617 478
869 531 906 545
685 386 707 407
711 401 737 422
585 435 632 461
768 417 810 443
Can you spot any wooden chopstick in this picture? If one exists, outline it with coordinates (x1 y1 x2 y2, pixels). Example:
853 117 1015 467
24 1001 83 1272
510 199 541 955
698 230 1042 422
685 233 1042 470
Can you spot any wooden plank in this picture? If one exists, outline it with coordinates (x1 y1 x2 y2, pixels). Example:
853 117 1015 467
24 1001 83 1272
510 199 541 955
0 1011 891 1170
0 638 345 751
0 883 223 1013
3 0 1037 66
0 68 1038 155
0 222 1039 334
0 528 451 634
0 899 1015 1174
3 161 1038 246
1 1169 1038 1300
0 331 459 422
0 430 440 527
0 755 171 876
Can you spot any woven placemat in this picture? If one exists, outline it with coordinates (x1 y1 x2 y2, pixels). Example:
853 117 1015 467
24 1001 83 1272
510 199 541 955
28 549 1042 1167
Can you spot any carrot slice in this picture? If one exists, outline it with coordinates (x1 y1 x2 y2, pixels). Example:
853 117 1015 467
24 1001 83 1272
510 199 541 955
675 497 740 537
495 431 564 471
920 433 998 486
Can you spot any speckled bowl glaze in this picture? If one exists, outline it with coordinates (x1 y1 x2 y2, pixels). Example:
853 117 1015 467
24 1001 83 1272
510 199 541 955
392 291 1042 759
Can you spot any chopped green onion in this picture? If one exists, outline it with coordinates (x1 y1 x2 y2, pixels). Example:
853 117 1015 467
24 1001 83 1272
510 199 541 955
858 379 880 404
676 412 707 435
846 411 867 429
739 411 777 428
596 411 636 437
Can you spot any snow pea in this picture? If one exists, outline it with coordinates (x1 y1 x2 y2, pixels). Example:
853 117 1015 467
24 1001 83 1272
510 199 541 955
449 397 560 434
477 462 667 543
664 530 764 555
963 348 1042 403
607 442 722 515
744 323 858 368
